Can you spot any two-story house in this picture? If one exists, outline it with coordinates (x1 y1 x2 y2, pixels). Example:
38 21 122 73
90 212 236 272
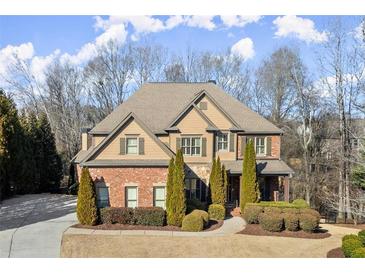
72 82 293 209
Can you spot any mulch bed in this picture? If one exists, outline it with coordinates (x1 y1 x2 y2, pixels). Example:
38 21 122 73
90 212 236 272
72 219 223 232
327 247 345 258
237 224 331 239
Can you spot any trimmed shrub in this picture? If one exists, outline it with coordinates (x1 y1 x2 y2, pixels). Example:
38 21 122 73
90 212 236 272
258 213 284 232
247 201 308 209
358 230 365 245
186 198 206 214
243 204 263 224
299 213 319 233
342 234 361 243
191 209 209 225
282 207 300 214
300 208 321 222
351 247 365 258
342 238 363 258
264 206 282 215
181 213 204 232
292 199 309 208
134 207 165 226
283 213 299 231
76 167 98 226
208 204 226 220
99 207 134 224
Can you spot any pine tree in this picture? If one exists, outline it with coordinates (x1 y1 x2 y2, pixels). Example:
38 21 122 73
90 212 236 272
77 167 98 225
37 113 63 193
240 139 259 212
166 157 175 225
222 164 228 204
170 149 186 226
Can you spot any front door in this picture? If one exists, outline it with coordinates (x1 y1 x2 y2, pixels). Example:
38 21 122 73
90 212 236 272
227 175 240 206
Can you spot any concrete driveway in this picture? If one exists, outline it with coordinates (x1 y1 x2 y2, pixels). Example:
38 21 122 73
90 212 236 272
0 194 77 258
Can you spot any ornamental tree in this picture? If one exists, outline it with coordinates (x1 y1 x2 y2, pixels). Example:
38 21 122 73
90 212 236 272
77 167 98 225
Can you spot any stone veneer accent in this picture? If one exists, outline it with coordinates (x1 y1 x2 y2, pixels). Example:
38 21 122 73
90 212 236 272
81 166 168 207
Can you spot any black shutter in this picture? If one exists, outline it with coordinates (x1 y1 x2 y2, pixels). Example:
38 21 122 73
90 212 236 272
229 133 234 152
120 138 126 155
176 137 181 151
139 138 145 155
266 137 272 156
202 137 207 157
240 136 246 157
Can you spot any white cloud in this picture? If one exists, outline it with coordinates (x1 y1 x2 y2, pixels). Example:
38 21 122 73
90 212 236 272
30 49 60 83
273 15 328 44
231 38 255 60
60 43 97 66
221 16 262 28
185 16 216 30
0 42 34 75
95 24 128 46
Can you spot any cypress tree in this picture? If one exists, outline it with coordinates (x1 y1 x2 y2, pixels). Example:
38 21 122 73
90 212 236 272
210 157 225 206
240 139 259 212
208 157 217 204
166 157 175 225
170 149 186 226
77 167 98 225
222 164 228 205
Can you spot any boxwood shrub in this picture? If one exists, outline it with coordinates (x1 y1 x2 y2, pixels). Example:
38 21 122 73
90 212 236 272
182 212 204 232
342 234 361 243
258 213 284 232
191 209 209 226
208 204 225 220
134 207 165 226
300 208 321 222
264 207 282 215
292 199 309 208
351 247 365 258
243 204 263 224
299 213 319 233
283 213 299 231
100 207 134 224
99 207 164 226
342 238 363 258
282 207 300 214
358 230 365 245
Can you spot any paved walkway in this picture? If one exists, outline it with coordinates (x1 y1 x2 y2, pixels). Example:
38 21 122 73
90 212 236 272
0 194 77 258
64 216 247 237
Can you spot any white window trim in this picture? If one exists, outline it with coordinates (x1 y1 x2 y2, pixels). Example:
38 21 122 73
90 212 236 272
125 186 138 208
216 132 229 152
126 136 139 155
181 136 202 157
153 186 166 209
254 136 266 156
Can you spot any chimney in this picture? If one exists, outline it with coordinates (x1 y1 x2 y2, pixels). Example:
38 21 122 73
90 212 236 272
208 80 216 84
81 128 91 151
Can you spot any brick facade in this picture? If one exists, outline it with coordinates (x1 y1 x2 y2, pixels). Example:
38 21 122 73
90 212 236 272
77 165 168 207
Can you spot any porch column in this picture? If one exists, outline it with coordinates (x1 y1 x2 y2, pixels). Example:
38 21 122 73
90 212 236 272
283 176 290 202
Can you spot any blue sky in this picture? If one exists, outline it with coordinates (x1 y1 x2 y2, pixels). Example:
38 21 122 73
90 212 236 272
0 15 362 82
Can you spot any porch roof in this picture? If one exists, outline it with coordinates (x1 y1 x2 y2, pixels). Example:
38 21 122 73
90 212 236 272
222 159 294 176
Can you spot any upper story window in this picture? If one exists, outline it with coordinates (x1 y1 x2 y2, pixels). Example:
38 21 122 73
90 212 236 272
182 137 201 156
217 132 228 151
126 137 138 154
255 137 266 155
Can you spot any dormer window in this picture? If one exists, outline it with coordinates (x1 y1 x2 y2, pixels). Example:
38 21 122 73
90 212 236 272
181 137 201 156
126 137 138 154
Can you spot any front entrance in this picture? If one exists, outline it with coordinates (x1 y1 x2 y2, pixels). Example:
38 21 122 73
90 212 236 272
227 175 240 206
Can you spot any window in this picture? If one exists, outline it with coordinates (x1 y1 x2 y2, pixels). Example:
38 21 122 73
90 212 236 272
153 186 166 209
182 137 201 156
125 186 138 208
126 137 138 154
185 179 206 201
255 137 266 155
96 186 109 208
199 101 208 110
217 132 228 151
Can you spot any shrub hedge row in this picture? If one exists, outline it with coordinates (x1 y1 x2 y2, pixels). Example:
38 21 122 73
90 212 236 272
341 231 365 258
100 207 165 226
243 204 320 233
246 199 309 209
208 204 225 220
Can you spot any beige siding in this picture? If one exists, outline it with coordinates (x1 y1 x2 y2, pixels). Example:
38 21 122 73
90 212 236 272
93 136 106 147
81 133 88 150
197 96 232 129
93 119 170 160
157 135 170 148
171 107 213 163
216 132 236 161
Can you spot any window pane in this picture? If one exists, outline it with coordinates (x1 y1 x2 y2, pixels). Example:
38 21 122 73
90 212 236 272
127 200 137 208
154 187 165 200
127 187 137 199
127 138 138 154
127 138 137 145
155 200 165 208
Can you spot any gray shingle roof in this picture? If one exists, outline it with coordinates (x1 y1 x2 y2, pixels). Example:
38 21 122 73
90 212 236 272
90 82 282 134
222 159 294 175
